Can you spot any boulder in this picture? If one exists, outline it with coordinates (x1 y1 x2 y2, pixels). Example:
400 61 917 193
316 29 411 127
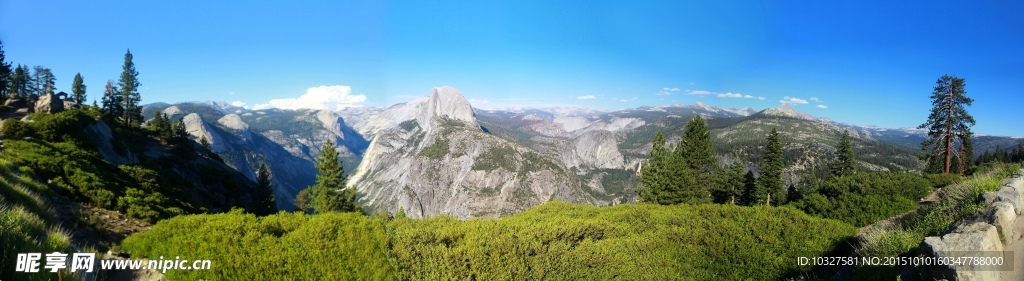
986 202 1016 244
63 100 80 110
3 97 26 108
34 93 64 114
919 222 1005 281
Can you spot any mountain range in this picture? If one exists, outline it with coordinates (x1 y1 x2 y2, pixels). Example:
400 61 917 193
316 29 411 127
142 86 1021 218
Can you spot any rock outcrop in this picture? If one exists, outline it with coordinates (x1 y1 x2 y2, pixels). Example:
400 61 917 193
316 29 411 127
183 113 226 152
34 93 65 114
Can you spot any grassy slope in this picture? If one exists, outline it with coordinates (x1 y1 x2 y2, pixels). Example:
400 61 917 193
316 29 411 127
123 202 856 280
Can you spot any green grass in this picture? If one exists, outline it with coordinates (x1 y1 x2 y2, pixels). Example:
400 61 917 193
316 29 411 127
0 158 77 281
122 202 856 280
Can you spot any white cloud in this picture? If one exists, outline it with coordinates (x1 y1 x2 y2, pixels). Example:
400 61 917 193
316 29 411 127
780 96 809 105
688 82 695 86
743 95 754 99
810 97 820 102
716 92 743 98
577 95 596 100
686 90 713 95
230 100 246 107
758 97 766 100
817 104 828 109
656 91 672 96
670 87 680 92
468 98 490 105
228 91 236 96
254 85 367 111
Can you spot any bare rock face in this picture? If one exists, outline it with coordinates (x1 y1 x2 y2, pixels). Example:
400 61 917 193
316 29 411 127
350 86 593 218
82 120 139 165
34 93 64 114
183 113 226 152
416 86 477 133
217 114 251 141
572 130 625 169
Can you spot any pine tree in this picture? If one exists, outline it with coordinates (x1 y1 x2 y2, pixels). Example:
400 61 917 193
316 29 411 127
678 115 716 203
757 127 785 206
101 80 123 118
0 40 11 99
293 189 311 213
71 73 87 105
740 171 758 206
171 116 190 146
252 163 278 216
638 131 669 203
150 112 173 141
956 131 974 175
32 66 55 97
7 65 28 98
831 130 856 177
919 75 975 174
308 140 358 213
713 160 745 204
119 49 143 127
200 135 211 152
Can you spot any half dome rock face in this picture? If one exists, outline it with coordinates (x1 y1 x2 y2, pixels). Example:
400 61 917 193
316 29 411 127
350 86 595 219
416 86 478 133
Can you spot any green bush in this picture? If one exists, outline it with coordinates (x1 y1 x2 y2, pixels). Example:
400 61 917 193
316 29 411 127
0 118 34 139
793 172 932 227
123 202 856 280
26 109 98 148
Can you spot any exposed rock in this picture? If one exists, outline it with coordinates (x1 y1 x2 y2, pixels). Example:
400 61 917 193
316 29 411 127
351 87 594 218
3 97 26 108
919 222 1004 281
217 114 251 140
415 86 477 133
571 130 624 169
987 202 1016 244
553 116 590 133
183 113 226 152
34 93 64 114
162 106 184 119
984 184 1023 216
63 100 79 110
82 121 139 165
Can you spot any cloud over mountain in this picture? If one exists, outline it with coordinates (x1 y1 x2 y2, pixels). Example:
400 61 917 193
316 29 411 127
253 85 367 110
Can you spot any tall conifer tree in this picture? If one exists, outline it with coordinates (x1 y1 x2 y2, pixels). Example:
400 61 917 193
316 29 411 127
0 40 11 99
308 140 358 213
253 163 278 216
919 75 974 174
831 130 856 177
71 73 87 105
757 127 785 206
678 115 716 203
119 49 143 127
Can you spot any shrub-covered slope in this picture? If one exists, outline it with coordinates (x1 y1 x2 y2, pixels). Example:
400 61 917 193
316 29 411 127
122 201 856 280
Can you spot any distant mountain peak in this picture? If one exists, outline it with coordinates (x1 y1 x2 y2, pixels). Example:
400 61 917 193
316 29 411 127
758 104 815 120
416 86 478 132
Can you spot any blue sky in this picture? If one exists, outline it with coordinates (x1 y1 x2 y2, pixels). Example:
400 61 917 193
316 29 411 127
2 1 1022 136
